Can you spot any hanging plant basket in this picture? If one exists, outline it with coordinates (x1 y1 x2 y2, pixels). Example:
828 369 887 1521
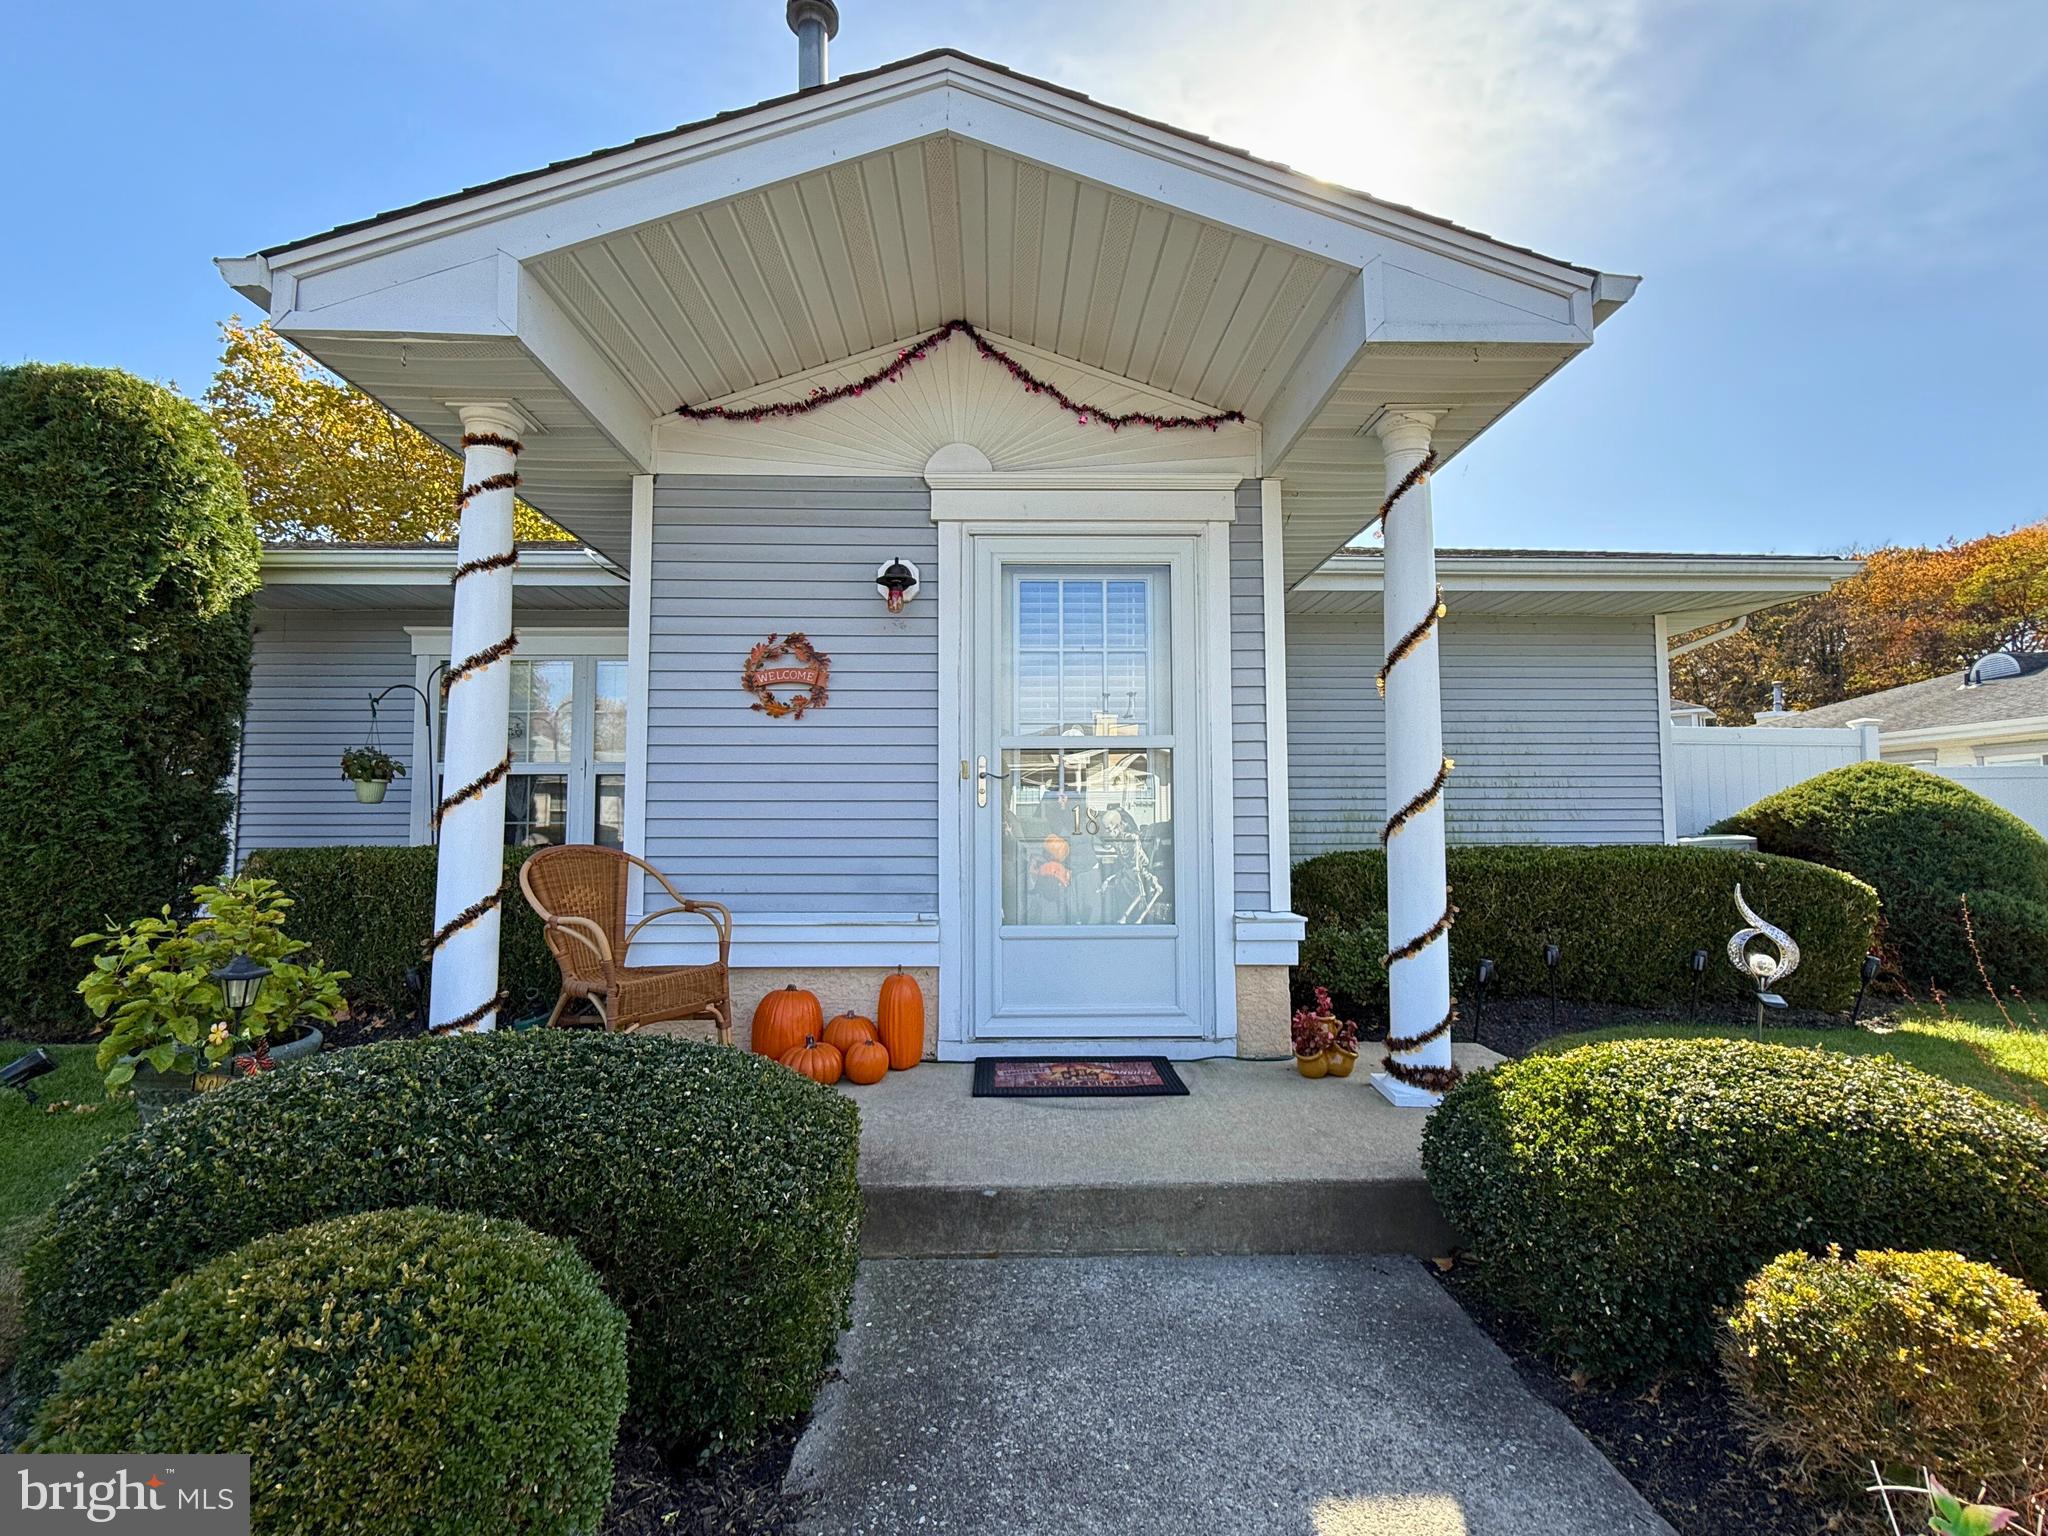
340 745 406 804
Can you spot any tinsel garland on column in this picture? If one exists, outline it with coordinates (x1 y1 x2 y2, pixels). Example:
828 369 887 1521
422 432 524 1034
1375 448 1463 1094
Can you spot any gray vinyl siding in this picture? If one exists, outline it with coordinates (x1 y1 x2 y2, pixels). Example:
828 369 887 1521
1288 612 1665 857
236 609 427 858
645 476 939 914
1229 481 1269 910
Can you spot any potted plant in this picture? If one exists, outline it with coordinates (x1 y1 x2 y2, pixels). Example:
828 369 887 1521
1291 998 1336 1078
74 876 348 1125
1324 992 1361 1078
340 745 406 804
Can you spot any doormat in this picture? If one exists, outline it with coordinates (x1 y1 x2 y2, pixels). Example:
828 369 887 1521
971 1057 1188 1098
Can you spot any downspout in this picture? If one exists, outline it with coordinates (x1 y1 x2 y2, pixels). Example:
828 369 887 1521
1666 612 1747 660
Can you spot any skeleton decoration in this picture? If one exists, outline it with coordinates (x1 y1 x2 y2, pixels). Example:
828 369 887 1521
1727 884 1801 995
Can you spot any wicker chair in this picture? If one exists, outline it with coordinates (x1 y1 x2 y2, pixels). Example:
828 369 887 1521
518 845 733 1044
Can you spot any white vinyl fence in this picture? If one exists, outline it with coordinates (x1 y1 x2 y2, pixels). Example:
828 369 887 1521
1669 721 1880 837
1923 763 2048 836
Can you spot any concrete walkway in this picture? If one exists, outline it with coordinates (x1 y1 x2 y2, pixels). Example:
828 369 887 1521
850 1047 1501 1258
788 1256 1673 1536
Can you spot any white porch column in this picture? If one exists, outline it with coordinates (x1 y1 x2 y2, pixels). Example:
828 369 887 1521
426 403 524 1033
1371 408 1459 1106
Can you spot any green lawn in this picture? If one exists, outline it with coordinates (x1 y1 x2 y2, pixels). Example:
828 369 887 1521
0 1044 136 1372
1540 1001 2048 1115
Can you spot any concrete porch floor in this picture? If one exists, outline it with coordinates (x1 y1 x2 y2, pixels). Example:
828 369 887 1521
841 1044 1501 1258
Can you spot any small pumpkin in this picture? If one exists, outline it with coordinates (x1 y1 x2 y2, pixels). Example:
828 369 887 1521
752 985 822 1060
876 967 925 1072
1043 831 1070 863
779 1035 843 1086
823 1012 877 1056
842 1037 889 1085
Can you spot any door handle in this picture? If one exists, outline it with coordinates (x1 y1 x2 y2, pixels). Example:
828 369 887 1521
975 755 1013 807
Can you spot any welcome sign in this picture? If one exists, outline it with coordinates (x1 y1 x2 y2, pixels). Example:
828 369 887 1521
4 1456 249 1534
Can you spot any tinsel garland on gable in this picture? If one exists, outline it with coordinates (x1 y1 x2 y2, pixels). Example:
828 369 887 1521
674 319 1247 433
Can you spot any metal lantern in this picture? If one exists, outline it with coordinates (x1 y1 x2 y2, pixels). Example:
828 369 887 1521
211 952 272 1015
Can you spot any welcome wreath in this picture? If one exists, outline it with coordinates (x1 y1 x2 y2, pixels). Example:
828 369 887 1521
742 632 830 718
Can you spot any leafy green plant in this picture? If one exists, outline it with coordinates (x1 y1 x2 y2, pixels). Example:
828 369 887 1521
24 1207 625 1535
0 363 259 1038
73 876 345 1087
1713 760 2048 992
338 744 405 781
1419 1039 2048 1377
1870 1473 2034 1536
1294 844 1879 1014
241 845 553 1012
1723 1248 2048 1518
17 1031 862 1454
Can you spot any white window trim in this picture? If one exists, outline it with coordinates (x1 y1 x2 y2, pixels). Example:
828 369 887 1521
405 627 628 847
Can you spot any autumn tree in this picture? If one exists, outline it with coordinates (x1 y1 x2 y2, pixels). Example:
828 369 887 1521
1672 523 2048 722
204 318 567 543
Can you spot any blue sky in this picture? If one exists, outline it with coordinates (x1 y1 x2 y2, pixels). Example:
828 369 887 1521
3 0 2043 554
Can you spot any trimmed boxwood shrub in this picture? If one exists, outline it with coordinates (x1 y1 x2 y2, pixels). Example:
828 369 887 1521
245 845 554 1012
1721 1247 2048 1509
0 363 260 1036
1420 1039 2048 1377
18 1031 862 1452
1294 845 1878 1012
24 1207 626 1535
1712 760 2048 991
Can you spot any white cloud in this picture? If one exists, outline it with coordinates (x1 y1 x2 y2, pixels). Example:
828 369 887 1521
951 0 2047 270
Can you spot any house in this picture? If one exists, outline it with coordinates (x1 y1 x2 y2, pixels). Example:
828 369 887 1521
215 11 1848 1098
1758 652 2048 765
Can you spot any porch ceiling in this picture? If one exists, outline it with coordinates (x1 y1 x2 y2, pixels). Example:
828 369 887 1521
220 50 1631 574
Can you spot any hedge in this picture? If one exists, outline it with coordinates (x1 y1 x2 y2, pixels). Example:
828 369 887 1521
0 364 260 1036
1712 760 2048 992
1420 1039 2048 1377
18 1031 863 1452
1721 1247 2048 1509
245 844 554 1013
25 1208 626 1535
1293 845 1879 1013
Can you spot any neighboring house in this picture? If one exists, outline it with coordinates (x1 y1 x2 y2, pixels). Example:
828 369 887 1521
1668 700 1717 728
211 19 1850 1086
1758 653 2048 765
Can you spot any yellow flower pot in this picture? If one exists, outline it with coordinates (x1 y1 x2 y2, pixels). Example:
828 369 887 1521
1294 1051 1330 1079
1325 1048 1358 1078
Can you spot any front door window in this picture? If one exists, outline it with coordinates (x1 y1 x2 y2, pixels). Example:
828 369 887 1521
998 573 1176 929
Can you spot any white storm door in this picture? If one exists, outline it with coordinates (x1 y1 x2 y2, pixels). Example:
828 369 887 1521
969 539 1207 1040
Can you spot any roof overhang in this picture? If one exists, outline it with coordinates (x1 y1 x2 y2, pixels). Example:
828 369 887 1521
255 544 627 612
219 49 1634 574
1290 551 1860 625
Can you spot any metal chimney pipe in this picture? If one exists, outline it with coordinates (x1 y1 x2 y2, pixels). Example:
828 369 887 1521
787 0 840 90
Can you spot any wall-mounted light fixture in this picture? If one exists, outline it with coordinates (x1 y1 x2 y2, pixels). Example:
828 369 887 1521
876 557 921 613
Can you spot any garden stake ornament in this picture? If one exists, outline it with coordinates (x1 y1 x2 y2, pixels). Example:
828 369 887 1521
1727 883 1801 1036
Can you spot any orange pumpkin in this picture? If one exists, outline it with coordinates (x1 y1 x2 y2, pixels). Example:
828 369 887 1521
842 1037 889 1085
1043 831 1070 863
823 1012 877 1056
779 1035 843 1086
752 985 822 1060
876 967 925 1071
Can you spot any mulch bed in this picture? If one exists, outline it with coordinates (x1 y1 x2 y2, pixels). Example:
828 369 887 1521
1433 1262 1845 1535
602 1424 808 1536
